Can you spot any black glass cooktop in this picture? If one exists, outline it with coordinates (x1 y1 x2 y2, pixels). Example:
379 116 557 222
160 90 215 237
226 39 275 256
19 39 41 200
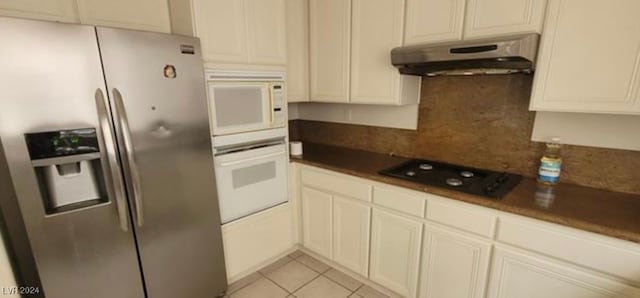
379 159 522 199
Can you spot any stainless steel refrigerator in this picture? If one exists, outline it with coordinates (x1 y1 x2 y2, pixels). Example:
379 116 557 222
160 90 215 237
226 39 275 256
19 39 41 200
0 17 227 298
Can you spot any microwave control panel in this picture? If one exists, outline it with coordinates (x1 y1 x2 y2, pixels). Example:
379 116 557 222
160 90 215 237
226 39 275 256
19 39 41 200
271 84 285 126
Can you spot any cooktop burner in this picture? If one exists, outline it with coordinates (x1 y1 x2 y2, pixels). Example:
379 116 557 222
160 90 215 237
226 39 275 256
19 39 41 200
379 159 522 199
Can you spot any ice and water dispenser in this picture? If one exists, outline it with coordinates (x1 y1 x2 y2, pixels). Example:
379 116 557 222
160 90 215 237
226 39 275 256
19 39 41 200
25 128 108 214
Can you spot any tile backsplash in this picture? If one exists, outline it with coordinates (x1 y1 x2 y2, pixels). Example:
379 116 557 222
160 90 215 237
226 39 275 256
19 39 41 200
290 75 640 195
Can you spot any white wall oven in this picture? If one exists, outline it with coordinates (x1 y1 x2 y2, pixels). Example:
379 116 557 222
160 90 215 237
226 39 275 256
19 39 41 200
214 137 288 223
207 70 289 224
206 70 285 136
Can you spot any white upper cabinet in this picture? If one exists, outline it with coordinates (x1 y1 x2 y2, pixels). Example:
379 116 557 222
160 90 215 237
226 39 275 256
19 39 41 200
0 0 171 32
404 0 466 45
246 0 287 65
463 0 546 39
309 0 420 105
77 0 170 32
530 0 640 114
171 0 287 68
191 0 248 64
309 0 351 102
404 0 546 45
350 0 420 105
0 0 77 22
285 0 310 102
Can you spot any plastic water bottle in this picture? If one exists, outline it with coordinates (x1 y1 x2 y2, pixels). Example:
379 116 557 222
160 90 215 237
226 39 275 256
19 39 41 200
537 137 562 185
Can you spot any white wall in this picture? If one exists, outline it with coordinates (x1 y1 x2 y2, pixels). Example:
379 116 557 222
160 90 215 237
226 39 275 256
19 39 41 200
531 112 640 151
290 102 419 130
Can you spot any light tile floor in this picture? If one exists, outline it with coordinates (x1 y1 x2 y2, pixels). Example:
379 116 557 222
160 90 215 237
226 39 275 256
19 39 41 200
225 251 392 298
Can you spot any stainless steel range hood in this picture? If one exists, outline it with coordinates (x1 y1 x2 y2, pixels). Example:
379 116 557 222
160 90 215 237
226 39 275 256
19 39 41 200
391 34 539 76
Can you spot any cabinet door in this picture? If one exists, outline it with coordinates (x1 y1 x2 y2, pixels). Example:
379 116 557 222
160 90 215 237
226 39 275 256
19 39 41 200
530 0 640 114
309 0 351 102
419 225 491 298
370 209 422 298
285 0 310 102
192 0 248 64
301 187 332 259
487 247 640 298
246 0 287 65
350 0 404 104
332 196 371 277
0 0 77 22
404 0 466 45
464 0 546 39
77 0 170 32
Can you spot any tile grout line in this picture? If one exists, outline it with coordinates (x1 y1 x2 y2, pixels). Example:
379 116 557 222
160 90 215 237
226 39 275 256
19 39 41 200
288 270 324 296
321 269 363 294
259 266 297 295
232 252 371 298
231 256 295 296
352 283 365 296
293 253 363 296
226 272 264 296
293 256 331 275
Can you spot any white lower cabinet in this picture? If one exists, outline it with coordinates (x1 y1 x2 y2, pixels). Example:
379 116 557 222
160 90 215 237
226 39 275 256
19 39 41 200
419 225 491 298
301 186 333 259
487 246 640 298
296 164 640 298
370 209 423 298
332 196 371 277
222 204 294 281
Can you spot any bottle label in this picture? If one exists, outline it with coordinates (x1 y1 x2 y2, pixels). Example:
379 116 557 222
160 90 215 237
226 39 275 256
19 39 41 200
538 160 561 183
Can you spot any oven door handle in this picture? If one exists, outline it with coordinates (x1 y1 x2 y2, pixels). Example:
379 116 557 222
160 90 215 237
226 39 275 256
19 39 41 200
218 150 286 167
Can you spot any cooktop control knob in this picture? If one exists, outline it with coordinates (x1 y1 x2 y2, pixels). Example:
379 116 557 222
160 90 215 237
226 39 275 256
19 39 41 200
446 178 463 187
497 174 509 183
460 171 474 178
484 182 501 194
419 163 434 170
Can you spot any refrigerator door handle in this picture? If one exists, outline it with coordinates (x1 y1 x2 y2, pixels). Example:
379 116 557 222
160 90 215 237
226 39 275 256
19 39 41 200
113 88 144 227
95 88 129 232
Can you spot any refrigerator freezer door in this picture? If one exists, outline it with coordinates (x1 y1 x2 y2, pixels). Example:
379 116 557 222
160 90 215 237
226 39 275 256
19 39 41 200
96 28 227 297
0 18 144 298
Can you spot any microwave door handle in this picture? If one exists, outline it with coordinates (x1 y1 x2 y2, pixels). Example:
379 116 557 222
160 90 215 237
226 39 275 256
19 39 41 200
113 88 144 228
219 150 286 167
95 88 129 232
269 86 275 125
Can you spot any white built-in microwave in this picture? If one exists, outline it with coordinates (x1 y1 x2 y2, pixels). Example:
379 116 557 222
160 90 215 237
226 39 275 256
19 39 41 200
206 70 286 136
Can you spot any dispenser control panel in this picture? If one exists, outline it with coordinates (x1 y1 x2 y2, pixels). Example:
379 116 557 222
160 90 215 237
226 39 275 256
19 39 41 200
25 128 99 160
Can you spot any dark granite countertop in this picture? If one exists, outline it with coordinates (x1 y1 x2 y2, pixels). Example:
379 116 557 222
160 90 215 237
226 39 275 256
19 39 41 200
291 142 640 244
